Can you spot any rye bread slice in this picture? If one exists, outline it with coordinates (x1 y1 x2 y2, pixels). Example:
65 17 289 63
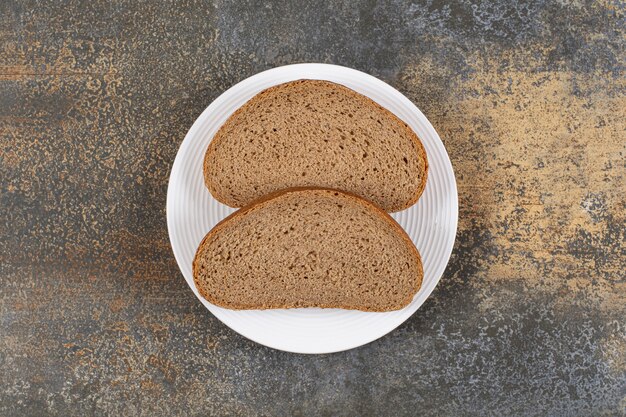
204 79 428 212
192 188 423 312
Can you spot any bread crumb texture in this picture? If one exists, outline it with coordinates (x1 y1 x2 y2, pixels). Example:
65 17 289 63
193 189 423 311
204 80 427 212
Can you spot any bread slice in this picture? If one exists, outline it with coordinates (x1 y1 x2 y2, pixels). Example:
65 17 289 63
192 188 423 312
204 79 428 212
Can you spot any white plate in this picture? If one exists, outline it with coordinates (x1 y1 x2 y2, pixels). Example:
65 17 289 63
167 63 458 354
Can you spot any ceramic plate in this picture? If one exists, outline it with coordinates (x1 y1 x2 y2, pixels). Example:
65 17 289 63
167 63 458 354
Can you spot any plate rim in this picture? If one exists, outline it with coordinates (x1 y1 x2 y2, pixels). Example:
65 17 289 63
167 63 458 354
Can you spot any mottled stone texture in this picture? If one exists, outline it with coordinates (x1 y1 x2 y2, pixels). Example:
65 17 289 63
1 0 624 415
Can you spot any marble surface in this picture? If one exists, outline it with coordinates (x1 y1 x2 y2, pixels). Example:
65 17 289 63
1 0 624 415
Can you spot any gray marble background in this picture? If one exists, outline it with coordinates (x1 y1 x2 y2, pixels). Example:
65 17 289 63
1 0 624 416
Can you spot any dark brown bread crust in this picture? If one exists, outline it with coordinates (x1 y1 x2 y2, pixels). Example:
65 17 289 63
203 79 428 212
192 187 423 312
